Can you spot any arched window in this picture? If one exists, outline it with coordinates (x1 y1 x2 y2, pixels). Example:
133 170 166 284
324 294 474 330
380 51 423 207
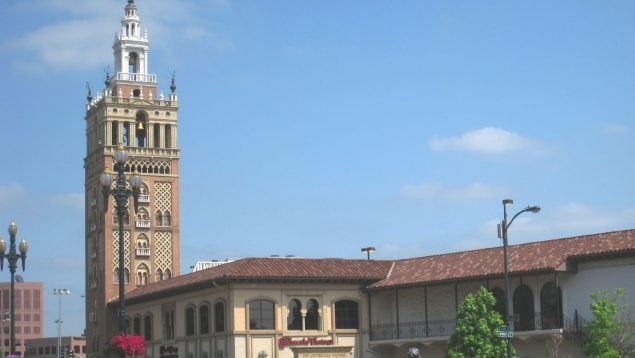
185 306 196 336
287 299 302 330
155 211 163 226
305 299 319 330
540 282 562 329
335 300 358 329
164 269 172 279
124 268 131 284
490 287 506 320
113 268 120 283
135 111 147 147
133 316 142 335
163 309 175 340
164 211 171 226
214 301 226 333
136 264 149 285
156 269 163 282
513 285 535 331
249 299 274 330
143 314 152 341
129 52 138 73
199 303 210 335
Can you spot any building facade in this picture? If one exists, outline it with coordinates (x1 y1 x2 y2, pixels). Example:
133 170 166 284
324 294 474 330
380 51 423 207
118 229 634 358
84 0 181 352
0 282 44 357
25 336 86 358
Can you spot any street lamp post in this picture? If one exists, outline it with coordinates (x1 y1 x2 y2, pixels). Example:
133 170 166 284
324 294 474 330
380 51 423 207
361 246 376 260
499 199 540 358
54 288 70 358
0 221 28 357
101 143 141 334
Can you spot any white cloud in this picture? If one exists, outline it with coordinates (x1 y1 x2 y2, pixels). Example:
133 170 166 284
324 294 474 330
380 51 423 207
601 123 629 135
5 0 231 73
49 193 85 211
0 183 28 211
401 182 505 201
429 127 534 154
474 203 635 247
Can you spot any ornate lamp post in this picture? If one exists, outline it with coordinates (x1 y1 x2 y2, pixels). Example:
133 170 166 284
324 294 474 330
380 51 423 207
54 288 70 358
0 221 28 356
499 199 540 358
101 143 141 333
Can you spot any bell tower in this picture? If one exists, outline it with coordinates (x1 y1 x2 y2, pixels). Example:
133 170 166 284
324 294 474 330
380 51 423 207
84 0 180 351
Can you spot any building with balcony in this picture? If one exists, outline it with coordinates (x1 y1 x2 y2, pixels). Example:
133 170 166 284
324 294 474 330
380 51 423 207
117 229 635 358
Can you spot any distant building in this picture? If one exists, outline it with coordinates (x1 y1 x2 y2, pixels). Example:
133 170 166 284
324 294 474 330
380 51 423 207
0 281 44 357
24 336 86 358
190 260 236 273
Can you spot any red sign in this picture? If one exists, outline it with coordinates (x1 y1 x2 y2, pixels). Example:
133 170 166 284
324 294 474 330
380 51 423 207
278 336 334 349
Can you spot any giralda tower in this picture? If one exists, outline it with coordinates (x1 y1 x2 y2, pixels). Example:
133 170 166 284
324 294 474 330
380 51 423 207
84 0 181 351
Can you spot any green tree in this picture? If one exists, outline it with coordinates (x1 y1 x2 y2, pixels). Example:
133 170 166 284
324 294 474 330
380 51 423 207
583 288 635 358
446 286 513 358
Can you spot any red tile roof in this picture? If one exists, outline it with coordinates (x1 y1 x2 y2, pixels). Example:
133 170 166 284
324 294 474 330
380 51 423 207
123 229 635 303
125 258 393 302
368 229 635 289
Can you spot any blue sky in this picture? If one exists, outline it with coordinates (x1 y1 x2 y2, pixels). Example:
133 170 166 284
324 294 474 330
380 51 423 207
1 0 634 337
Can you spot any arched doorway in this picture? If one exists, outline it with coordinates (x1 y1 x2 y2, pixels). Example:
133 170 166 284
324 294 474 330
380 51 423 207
540 282 563 329
513 284 535 331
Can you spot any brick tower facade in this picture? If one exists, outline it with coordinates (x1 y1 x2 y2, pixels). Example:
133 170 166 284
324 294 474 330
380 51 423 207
84 0 180 352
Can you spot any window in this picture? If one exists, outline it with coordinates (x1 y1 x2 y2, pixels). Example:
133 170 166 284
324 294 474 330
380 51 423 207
199 304 210 335
305 299 319 330
185 306 196 336
155 211 163 226
156 269 164 282
144 315 152 341
287 299 302 330
214 301 225 332
335 300 358 329
133 316 141 335
249 299 274 330
163 309 175 340
129 52 138 73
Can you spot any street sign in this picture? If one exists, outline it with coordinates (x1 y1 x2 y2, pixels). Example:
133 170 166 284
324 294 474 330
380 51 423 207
498 329 514 338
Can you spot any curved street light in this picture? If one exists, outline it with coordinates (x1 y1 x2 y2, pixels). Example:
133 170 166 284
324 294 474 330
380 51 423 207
499 199 540 358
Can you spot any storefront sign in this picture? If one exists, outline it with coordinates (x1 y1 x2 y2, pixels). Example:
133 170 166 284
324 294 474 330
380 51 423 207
278 336 334 349
159 345 179 358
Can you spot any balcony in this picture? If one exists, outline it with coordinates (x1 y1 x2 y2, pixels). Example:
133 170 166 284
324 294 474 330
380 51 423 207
138 194 150 203
136 248 151 257
136 220 150 228
114 72 157 83
370 312 575 342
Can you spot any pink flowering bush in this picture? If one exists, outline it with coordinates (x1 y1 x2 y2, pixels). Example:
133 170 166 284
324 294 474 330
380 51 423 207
109 334 145 357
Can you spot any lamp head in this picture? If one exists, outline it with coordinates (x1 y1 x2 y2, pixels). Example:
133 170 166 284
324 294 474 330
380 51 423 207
528 205 541 213
8 221 17 237
502 199 514 206
0 239 5 255
130 170 142 189
100 167 113 189
114 142 127 164
19 239 28 255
